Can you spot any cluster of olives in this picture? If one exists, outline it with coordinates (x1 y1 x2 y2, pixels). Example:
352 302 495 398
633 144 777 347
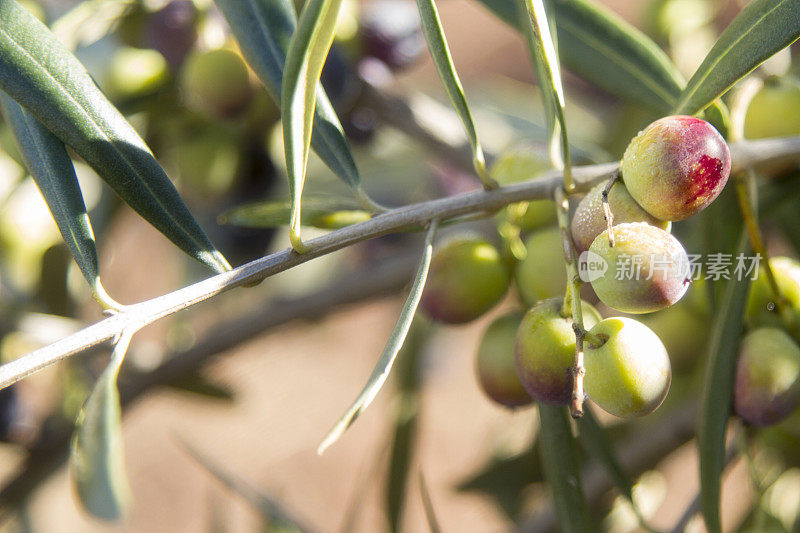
422 115 734 419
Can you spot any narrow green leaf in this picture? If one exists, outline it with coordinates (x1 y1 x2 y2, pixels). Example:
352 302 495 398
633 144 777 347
675 0 800 116
281 0 346 252
213 0 374 208
517 0 572 186
539 405 591 532
181 441 307 532
0 92 119 309
0 0 229 273
415 0 494 187
70 330 133 521
318 221 439 454
698 233 751 533
476 0 686 113
218 195 369 230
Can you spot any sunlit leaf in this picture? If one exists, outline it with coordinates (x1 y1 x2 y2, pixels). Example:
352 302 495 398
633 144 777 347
318 221 439 454
0 0 229 273
675 0 800 116
70 331 133 521
415 0 494 187
698 233 750 533
517 0 572 186
539 405 591 532
281 0 347 252
0 92 118 309
213 0 375 209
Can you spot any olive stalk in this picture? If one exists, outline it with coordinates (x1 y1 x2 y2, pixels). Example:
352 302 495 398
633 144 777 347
554 186 602 418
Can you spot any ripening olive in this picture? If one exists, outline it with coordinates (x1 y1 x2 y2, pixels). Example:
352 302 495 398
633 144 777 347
584 317 671 418
734 327 800 427
588 223 690 314
476 311 533 408
421 235 510 324
514 298 601 405
621 115 731 221
570 180 670 254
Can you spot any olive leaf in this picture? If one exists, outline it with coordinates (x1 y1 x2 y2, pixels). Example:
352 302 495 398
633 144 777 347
0 0 229 273
218 195 369 230
674 0 800 116
0 92 118 309
698 233 751 533
281 0 347 252
70 330 133 521
213 0 376 209
318 220 438 454
539 404 592 532
517 0 571 184
415 0 494 187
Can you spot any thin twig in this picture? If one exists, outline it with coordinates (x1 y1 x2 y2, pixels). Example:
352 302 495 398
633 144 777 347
0 137 797 392
554 186 588 418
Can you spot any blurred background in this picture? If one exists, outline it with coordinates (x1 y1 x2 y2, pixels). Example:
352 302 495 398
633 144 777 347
0 0 799 531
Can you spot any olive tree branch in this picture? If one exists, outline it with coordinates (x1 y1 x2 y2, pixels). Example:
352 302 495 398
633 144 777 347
0 137 797 392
